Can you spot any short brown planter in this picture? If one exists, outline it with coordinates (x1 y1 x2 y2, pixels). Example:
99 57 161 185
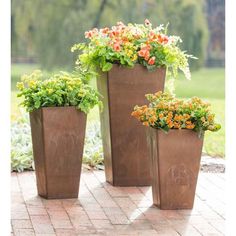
29 107 86 199
147 129 204 209
97 64 166 186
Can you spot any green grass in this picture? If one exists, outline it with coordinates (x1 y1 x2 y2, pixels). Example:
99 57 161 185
11 64 225 157
174 68 225 157
175 68 225 99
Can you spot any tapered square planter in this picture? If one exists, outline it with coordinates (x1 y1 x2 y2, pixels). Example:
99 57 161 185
147 129 204 209
29 107 86 199
97 64 166 186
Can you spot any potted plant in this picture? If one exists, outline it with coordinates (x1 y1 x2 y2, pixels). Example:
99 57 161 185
132 91 221 209
72 19 195 186
17 70 100 199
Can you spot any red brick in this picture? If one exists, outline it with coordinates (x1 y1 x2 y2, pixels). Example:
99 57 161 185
85 210 108 220
11 210 30 220
50 219 73 229
160 210 184 220
14 229 35 236
12 219 33 229
27 207 47 216
30 215 54 234
11 170 226 236
47 210 69 220
122 208 145 220
131 219 153 230
91 219 114 229
55 229 77 236
114 197 137 209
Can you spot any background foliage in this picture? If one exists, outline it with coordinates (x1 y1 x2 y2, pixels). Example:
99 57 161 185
12 0 210 70
11 0 225 171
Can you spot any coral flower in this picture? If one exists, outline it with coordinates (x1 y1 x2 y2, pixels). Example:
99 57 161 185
138 50 146 57
144 51 150 61
85 31 93 38
157 34 169 44
101 27 109 34
148 56 156 65
145 19 151 26
113 43 121 52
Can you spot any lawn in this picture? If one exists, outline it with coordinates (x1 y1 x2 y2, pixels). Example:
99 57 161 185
11 64 225 157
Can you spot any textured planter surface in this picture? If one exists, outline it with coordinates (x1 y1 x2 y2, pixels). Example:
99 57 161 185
30 107 86 199
97 64 166 186
147 129 204 209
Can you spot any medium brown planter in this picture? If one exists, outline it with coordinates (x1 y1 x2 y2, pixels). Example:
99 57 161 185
97 64 166 186
29 107 86 199
147 129 204 209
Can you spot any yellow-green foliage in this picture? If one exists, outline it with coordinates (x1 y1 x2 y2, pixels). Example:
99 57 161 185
17 70 101 113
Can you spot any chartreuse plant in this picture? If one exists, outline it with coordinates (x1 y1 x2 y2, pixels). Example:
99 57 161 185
72 19 196 80
17 70 101 113
131 91 221 136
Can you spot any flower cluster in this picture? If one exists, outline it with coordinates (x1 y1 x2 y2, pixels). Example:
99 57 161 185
72 19 196 80
131 91 221 134
17 70 101 113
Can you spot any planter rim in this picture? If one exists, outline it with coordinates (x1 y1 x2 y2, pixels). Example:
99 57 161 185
110 63 166 70
150 128 203 134
30 106 82 112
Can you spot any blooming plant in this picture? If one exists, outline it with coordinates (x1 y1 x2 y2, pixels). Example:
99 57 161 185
72 19 196 80
131 91 221 136
17 70 101 113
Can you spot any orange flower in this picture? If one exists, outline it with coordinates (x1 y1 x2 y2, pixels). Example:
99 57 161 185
184 114 190 119
174 122 181 129
148 56 156 65
186 121 192 125
186 124 195 129
168 121 174 128
143 121 149 126
159 113 164 119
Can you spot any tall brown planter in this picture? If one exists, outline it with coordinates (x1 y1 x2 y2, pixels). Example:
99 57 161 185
97 64 166 186
30 107 86 199
147 129 204 209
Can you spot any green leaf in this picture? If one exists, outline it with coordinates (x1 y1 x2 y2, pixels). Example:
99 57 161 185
102 62 113 72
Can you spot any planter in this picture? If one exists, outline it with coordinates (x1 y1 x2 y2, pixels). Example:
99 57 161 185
97 64 166 186
147 129 204 209
30 107 86 199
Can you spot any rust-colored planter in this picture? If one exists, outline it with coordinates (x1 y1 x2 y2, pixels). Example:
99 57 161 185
97 64 166 186
147 129 204 209
29 107 86 199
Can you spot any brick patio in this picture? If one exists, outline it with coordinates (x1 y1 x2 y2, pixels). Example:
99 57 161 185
11 169 225 236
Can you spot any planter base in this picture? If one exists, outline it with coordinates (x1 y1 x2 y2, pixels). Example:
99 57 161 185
30 107 86 199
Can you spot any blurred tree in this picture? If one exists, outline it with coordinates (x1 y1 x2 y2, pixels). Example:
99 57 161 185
12 0 208 70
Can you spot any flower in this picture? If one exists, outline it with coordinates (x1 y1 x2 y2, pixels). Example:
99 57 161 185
113 43 121 52
148 56 156 65
145 19 151 26
131 91 221 134
75 19 195 79
85 31 93 38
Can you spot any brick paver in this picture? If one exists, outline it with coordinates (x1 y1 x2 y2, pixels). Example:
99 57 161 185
11 170 225 235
